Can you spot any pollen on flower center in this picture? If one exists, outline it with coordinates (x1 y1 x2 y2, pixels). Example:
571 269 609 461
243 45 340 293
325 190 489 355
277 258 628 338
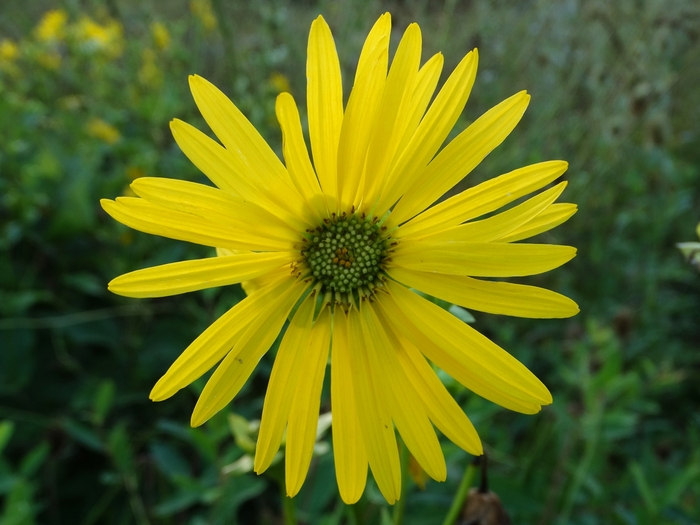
302 212 390 295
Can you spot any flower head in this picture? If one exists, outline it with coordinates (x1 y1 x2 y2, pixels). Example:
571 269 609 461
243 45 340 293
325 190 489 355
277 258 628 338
34 9 68 42
101 13 578 503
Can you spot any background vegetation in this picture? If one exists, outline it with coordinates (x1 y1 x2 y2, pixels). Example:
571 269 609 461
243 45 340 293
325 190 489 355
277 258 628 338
1 0 699 523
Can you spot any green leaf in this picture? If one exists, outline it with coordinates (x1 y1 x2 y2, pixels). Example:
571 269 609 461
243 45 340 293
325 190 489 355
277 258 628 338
19 442 49 478
0 421 15 456
227 413 256 454
150 442 191 479
629 462 657 515
448 304 476 324
92 380 116 427
107 423 135 475
62 419 103 452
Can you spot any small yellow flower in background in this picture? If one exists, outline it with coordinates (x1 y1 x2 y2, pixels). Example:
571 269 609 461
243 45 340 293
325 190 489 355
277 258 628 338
86 118 120 145
0 39 19 62
151 22 171 51
139 48 163 87
102 13 578 504
35 9 68 42
74 16 124 58
37 50 62 70
190 0 218 31
269 72 291 94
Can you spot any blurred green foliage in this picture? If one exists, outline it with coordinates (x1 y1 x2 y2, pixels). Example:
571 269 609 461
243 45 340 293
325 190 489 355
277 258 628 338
1 0 700 524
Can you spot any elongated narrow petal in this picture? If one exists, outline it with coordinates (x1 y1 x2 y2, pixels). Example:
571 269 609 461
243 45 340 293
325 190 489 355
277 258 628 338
361 303 446 481
398 161 568 238
188 75 292 191
499 203 578 242
307 15 343 201
101 198 292 252
130 177 299 242
360 23 422 209
255 293 316 474
391 91 531 224
347 307 401 504
394 53 444 158
286 308 332 496
377 298 540 414
170 119 306 230
275 92 326 222
416 182 567 244
376 49 478 214
375 305 482 454
191 279 309 427
388 267 579 319
150 273 294 401
336 13 391 210
332 310 368 504
383 281 553 408
391 241 576 277
187 76 313 225
109 252 297 298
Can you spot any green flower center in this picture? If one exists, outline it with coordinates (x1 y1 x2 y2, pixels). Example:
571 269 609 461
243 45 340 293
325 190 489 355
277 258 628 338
302 213 389 294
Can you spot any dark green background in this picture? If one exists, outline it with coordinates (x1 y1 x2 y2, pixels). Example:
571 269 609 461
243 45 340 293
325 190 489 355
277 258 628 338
1 0 699 523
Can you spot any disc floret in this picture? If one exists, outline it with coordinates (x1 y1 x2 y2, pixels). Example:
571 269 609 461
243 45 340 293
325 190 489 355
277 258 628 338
302 212 390 295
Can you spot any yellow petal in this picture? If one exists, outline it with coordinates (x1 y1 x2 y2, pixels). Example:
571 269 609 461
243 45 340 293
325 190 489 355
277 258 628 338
336 13 391 210
187 75 310 224
391 241 576 277
347 306 401 504
168 118 240 195
499 203 577 243
191 278 310 427
397 160 568 239
381 281 552 409
391 91 531 225
275 92 327 222
414 182 567 244
169 118 306 230
388 267 579 319
150 273 294 401
255 292 316 474
360 303 446 482
376 49 478 215
392 53 444 174
286 308 332 496
331 310 368 504
360 23 422 210
375 305 482 454
100 198 292 252
130 177 299 242
306 15 343 202
109 252 297 298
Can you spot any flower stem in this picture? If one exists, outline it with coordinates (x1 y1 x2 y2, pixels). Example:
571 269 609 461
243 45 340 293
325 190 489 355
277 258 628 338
282 488 297 525
392 442 410 525
441 458 478 525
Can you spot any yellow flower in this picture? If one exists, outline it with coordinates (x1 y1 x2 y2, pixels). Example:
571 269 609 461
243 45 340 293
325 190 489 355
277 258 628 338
86 118 120 145
101 14 578 504
0 39 19 61
151 22 171 51
74 17 124 58
35 9 68 42
190 0 218 31
138 48 162 87
37 50 61 70
269 72 291 94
